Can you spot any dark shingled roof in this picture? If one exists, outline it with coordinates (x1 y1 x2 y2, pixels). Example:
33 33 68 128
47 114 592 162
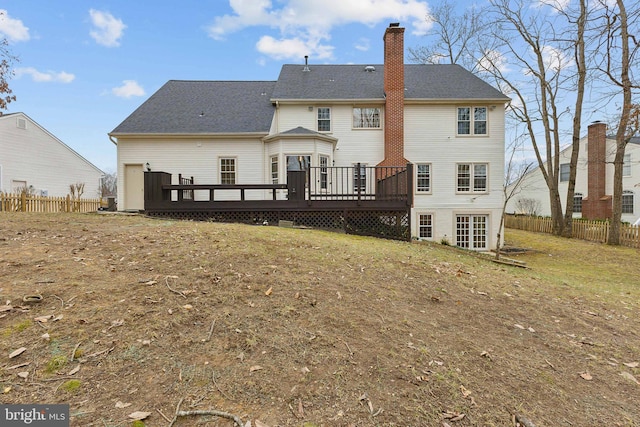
111 80 276 134
272 64 509 101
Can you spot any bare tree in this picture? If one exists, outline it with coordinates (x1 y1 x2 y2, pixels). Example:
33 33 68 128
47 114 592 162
480 0 589 236
594 0 640 245
496 140 533 260
0 11 18 114
99 172 117 198
407 0 496 75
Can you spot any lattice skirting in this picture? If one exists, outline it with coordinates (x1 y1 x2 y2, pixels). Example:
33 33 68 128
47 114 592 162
146 209 410 241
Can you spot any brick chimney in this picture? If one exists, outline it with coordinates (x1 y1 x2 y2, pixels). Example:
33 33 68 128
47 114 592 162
582 121 612 219
378 23 408 167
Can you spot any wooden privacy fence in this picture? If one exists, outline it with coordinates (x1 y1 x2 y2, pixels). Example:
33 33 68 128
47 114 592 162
505 215 640 249
0 192 102 213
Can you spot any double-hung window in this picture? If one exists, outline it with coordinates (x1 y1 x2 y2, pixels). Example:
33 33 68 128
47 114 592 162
574 192 583 213
457 163 487 193
220 158 236 184
416 164 431 193
560 163 570 182
623 154 631 177
418 213 433 239
622 191 634 214
317 107 331 132
457 107 487 135
353 107 381 129
270 156 278 184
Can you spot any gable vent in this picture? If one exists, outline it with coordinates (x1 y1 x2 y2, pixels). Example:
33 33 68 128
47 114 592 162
16 118 27 129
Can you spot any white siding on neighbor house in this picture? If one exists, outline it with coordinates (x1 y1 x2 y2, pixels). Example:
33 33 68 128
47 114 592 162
405 104 506 248
116 137 264 209
506 136 640 224
274 104 385 167
0 113 104 197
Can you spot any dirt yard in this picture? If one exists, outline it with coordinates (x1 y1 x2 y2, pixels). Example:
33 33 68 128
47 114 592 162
1 213 638 426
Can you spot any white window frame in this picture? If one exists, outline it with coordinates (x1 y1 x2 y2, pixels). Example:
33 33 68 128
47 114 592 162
270 156 278 184
623 153 631 177
353 163 367 191
574 192 583 213
456 163 488 193
417 212 434 240
317 107 331 132
319 155 329 190
622 190 634 214
352 107 381 129
456 214 489 250
219 157 237 185
416 163 431 193
457 106 487 136
560 163 570 182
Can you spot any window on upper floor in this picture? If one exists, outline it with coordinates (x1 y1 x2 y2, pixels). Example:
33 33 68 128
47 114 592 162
622 190 634 214
560 163 570 182
416 163 431 193
574 192 583 213
220 158 236 184
623 153 631 177
353 107 381 129
457 107 487 135
457 163 487 193
317 107 331 132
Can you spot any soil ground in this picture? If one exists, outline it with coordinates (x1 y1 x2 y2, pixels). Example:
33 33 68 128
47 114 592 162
1 212 639 427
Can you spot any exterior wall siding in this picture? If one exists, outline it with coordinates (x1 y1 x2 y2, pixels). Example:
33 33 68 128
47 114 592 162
405 104 506 248
0 113 104 198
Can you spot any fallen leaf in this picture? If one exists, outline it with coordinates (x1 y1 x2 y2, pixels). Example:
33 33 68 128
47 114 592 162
52 314 63 322
0 305 12 312
249 365 263 372
128 411 151 420
6 362 30 370
116 401 132 409
41 333 50 341
620 371 640 385
9 347 26 359
182 304 193 310
301 366 310 374
34 315 54 323
3 386 11 394
17 371 29 379
255 421 270 427
68 365 80 375
460 385 472 397
580 372 593 381
527 327 536 333
265 287 273 296
144 280 158 285
623 362 639 368
514 324 525 330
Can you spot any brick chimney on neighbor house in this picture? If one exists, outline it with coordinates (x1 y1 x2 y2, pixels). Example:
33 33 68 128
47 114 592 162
582 121 613 219
378 23 408 167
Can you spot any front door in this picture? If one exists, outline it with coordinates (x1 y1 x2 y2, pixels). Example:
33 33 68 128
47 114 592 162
124 164 144 211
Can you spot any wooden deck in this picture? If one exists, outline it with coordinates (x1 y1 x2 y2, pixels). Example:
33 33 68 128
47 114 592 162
144 165 413 240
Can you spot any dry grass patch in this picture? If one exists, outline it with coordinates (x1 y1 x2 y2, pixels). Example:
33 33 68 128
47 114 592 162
0 213 638 426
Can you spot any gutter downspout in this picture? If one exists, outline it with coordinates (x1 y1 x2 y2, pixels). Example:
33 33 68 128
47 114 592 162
108 134 118 145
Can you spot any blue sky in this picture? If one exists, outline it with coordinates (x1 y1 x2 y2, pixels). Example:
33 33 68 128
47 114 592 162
1 1 435 173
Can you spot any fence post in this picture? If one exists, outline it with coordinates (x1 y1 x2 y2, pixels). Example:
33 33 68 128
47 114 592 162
66 195 71 212
21 192 27 212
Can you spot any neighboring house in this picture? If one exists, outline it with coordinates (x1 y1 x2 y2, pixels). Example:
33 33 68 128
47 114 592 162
506 121 640 225
110 23 509 249
0 112 104 197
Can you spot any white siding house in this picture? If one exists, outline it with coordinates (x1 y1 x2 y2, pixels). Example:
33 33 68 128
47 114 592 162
506 121 640 225
0 112 104 198
110 23 509 249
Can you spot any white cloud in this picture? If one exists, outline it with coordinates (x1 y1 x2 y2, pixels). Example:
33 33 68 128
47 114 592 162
112 80 145 98
479 50 509 74
354 37 370 52
15 67 75 83
207 0 431 60
0 9 30 42
541 45 574 72
533 0 571 12
89 9 126 47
